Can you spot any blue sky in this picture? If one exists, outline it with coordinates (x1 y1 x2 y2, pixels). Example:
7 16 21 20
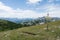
0 0 60 18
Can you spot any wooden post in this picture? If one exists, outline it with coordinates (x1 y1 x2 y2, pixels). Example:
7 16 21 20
45 13 50 31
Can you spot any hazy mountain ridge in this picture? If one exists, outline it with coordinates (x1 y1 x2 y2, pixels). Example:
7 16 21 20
0 18 35 23
0 17 60 23
0 17 60 30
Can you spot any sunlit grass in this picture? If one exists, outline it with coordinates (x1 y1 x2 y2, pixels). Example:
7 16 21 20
0 21 60 40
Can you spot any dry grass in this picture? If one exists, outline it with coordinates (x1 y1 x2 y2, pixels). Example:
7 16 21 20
0 21 60 40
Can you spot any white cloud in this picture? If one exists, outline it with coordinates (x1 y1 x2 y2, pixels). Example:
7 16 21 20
0 2 60 18
27 0 42 4
46 4 60 17
48 0 54 2
0 2 14 12
0 2 44 18
48 0 60 2
36 4 60 17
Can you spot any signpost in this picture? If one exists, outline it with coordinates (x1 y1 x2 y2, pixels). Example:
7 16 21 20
45 13 51 31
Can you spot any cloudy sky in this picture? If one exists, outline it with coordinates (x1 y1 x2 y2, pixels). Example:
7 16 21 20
0 0 60 18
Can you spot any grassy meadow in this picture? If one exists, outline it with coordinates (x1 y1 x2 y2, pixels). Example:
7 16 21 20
0 21 60 40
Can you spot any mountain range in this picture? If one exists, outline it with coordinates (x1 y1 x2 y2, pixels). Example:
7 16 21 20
0 17 60 23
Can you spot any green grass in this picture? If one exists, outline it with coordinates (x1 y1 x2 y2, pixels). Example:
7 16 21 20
0 21 60 40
